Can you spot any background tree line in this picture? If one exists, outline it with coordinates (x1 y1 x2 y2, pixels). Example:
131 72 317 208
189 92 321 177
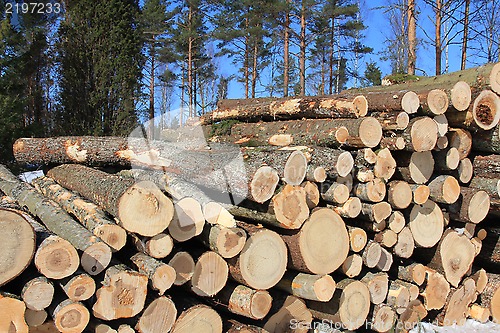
0 0 499 163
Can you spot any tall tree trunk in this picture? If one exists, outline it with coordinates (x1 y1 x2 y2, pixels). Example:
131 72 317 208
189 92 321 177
180 63 185 127
188 4 194 118
461 0 470 70
284 9 290 97
299 0 306 96
407 0 417 75
329 16 335 95
149 43 155 137
252 37 258 99
435 0 442 75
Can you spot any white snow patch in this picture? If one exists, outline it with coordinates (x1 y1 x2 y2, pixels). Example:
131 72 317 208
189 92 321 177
18 170 44 183
410 319 500 332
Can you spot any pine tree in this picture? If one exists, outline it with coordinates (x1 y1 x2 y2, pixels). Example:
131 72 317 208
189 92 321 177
363 61 382 86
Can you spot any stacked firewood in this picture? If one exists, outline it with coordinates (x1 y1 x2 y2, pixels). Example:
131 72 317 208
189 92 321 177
3 63 500 333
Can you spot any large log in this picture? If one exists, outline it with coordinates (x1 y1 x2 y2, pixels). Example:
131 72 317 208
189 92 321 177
171 302 222 333
280 208 349 275
408 200 444 248
32 177 127 252
135 296 177 333
0 165 111 275
190 251 228 297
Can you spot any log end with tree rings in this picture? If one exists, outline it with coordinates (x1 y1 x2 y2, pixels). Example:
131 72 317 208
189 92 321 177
409 200 444 248
336 151 354 178
81 241 112 276
408 151 434 184
489 62 500 95
451 81 472 111
0 209 36 286
284 150 308 185
335 126 349 144
438 230 475 287
428 175 461 204
136 296 177 333
457 158 473 184
34 235 80 280
168 251 195 286
427 89 449 115
171 305 223 333
401 91 420 114
410 117 438 152
268 134 293 146
52 299 90 333
472 90 500 130
396 111 410 130
191 251 228 297
250 166 279 203
357 117 383 148
118 180 174 237
353 95 368 117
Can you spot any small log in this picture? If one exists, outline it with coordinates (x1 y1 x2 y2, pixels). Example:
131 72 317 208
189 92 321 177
427 229 475 287
347 226 367 253
117 324 134 333
212 282 272 320
34 235 80 280
306 165 327 183
408 200 444 248
49 298 90 333
360 202 392 224
307 279 370 330
275 271 336 302
421 270 450 310
409 184 430 205
434 113 449 136
334 117 383 148
130 252 176 295
345 90 419 114
269 185 310 229
226 206 284 230
92 265 148 320
481 273 500 323
20 276 54 311
374 229 398 248
0 293 29 333
451 81 472 111
131 233 174 259
436 135 449 149
354 178 386 203
393 280 419 301
24 309 47 328
393 227 415 259
280 208 349 275
32 177 127 252
428 175 461 204
401 116 438 152
448 187 490 224
398 262 426 286
361 272 389 305
398 299 428 331
379 135 406 150
369 111 409 130
167 251 195 286
376 247 394 272
471 268 488 293
447 89 500 130
264 295 312 333
340 254 363 278
433 147 460 171
301 181 320 208
307 147 354 178
47 164 174 237
395 151 434 184
190 251 228 297
136 296 177 333
386 280 410 314
330 197 361 219
469 304 491 323
387 180 412 209
420 88 449 115
368 304 396 333
171 304 222 333
320 182 349 204
198 224 246 258
455 157 474 184
167 197 205 242
228 222 287 290
388 211 405 233
0 208 36 286
447 128 472 159
59 272 96 302
362 240 382 269
436 278 476 326
374 148 397 181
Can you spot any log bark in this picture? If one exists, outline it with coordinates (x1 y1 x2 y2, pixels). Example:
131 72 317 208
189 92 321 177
59 272 96 302
481 273 500 322
470 176 500 198
369 111 409 130
225 320 269 333
408 200 444 248
280 208 349 275
49 298 90 333
92 265 148 320
472 125 500 154
0 166 111 275
167 251 195 286
227 222 287 290
397 262 426 286
190 251 228 297
344 90 420 114
473 154 500 176
130 252 176 295
0 292 29 333
136 296 177 333
276 271 336 302
198 224 246 259
379 135 406 150
47 164 174 237
361 272 389 305
32 177 127 252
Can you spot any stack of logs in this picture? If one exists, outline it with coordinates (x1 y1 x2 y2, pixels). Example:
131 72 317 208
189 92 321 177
3 63 500 333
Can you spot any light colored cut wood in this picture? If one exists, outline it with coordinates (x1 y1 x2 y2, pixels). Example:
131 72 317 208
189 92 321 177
191 251 228 297
354 178 386 203
469 304 491 323
393 227 415 259
409 200 444 248
360 202 392 224
22 277 54 311
136 296 177 333
449 187 490 224
369 304 396 333
213 283 272 319
330 197 361 219
269 185 310 229
409 184 430 205
171 304 222 333
362 240 382 269
374 148 396 181
387 180 412 209
433 147 460 171
132 233 174 259
300 181 320 209
0 293 29 333
168 197 205 242
283 150 308 185
198 224 246 259
340 254 363 278
375 229 398 248
396 151 434 184
34 235 80 280
264 295 312 333
428 175 461 204
168 252 195 286
130 252 176 295
451 81 472 111
24 309 47 328
421 270 450 310
361 272 389 305
397 262 426 286
321 182 349 204
51 299 90 333
386 280 410 314
347 226 367 253
388 211 405 233
276 272 336 302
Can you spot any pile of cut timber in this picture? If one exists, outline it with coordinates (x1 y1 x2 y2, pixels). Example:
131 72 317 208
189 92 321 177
4 63 500 333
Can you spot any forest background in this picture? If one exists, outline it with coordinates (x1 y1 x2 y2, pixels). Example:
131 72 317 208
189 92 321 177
0 0 498 164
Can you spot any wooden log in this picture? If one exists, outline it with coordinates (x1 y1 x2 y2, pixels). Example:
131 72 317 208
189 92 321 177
135 296 177 333
34 235 80 280
49 298 90 333
368 304 396 333
340 253 363 278
306 165 327 183
225 320 269 333
280 208 349 275
269 185 310 229
264 295 312 333
387 180 412 210
24 309 47 328
92 265 148 320
201 95 368 124
374 148 397 181
481 273 500 322
448 89 500 130
469 304 491 323
392 280 419 301
386 280 410 314
395 151 434 184
455 157 474 184
420 89 449 115
190 251 228 297
130 252 176 295
20 276 54 311
359 202 392 224
47 164 174 237
167 197 205 242
198 223 246 259
171 303 222 333
427 229 475 287
131 233 174 259
307 279 370 330
434 114 449 136
59 272 96 302
0 208 36 286
320 182 349 204
398 299 428 331
428 175 461 204
361 272 389 305
211 282 272 320
345 90 420 114
227 222 287 290
436 278 476 326
0 166 112 275
306 146 354 178
370 111 409 130
0 292 29 333
167 251 195 286
379 135 406 150
388 211 405 233
472 124 500 154
473 154 500 176
436 135 449 149
397 262 426 286
374 229 398 248
471 268 489 293
470 176 500 198
329 197 361 219
421 270 450 310
226 206 285 230
301 181 320 208
117 324 134 333
362 240 382 269
354 178 386 203
401 116 438 152
451 81 473 111
275 271 335 302
393 227 415 259
347 226 367 253
409 184 430 205
408 200 444 248
433 147 460 171
447 128 472 159
376 247 394 272
32 177 127 252
448 187 490 224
